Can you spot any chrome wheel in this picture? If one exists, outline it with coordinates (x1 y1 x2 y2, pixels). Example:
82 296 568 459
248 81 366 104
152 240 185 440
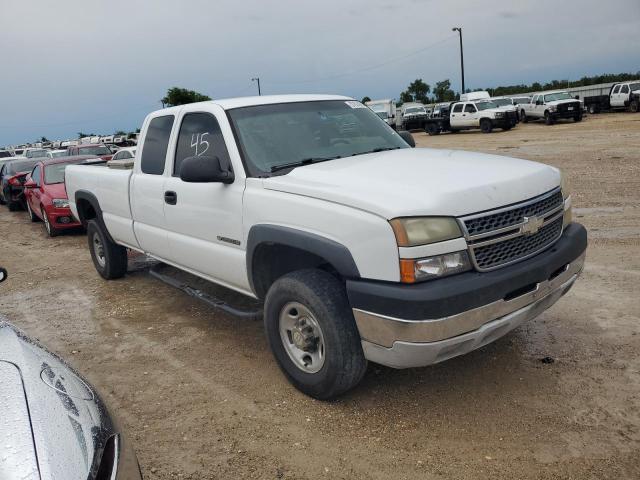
42 209 51 233
92 232 106 268
279 302 325 373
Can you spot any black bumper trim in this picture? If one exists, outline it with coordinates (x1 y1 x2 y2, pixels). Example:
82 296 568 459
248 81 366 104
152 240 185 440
346 222 587 320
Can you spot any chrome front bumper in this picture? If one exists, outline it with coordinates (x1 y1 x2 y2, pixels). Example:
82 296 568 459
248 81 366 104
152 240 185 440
354 252 585 369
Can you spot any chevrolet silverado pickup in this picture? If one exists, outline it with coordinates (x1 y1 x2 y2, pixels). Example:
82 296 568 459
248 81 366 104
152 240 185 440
65 94 587 399
520 91 583 124
425 99 517 135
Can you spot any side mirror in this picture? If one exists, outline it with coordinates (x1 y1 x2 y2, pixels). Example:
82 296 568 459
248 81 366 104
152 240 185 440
398 130 415 148
24 179 36 189
0 267 6 283
179 155 234 184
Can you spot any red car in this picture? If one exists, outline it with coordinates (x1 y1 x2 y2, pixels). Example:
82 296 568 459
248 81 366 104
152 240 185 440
66 144 113 161
24 156 97 236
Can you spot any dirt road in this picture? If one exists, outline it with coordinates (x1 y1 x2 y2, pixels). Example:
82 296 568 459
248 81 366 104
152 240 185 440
1 113 639 479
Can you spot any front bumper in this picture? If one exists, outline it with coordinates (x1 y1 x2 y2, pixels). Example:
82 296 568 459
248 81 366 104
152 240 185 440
347 223 587 368
47 206 82 229
551 109 581 119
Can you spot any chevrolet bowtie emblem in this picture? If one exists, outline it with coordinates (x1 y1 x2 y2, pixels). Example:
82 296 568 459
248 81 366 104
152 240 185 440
521 216 544 235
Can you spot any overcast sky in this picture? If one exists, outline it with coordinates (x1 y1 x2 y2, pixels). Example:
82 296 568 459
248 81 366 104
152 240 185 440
1 0 639 146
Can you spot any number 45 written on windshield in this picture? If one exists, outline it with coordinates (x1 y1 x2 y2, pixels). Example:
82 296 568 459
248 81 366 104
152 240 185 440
191 132 210 156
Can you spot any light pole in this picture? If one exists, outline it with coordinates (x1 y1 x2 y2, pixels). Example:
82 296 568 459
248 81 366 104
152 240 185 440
251 77 261 96
451 27 465 94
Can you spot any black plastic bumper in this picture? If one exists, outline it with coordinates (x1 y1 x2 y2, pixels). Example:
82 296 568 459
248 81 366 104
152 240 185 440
346 222 587 320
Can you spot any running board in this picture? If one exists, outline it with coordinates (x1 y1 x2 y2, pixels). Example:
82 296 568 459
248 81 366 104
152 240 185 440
149 266 263 321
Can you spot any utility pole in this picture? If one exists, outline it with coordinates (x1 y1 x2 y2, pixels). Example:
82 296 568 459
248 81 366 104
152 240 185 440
451 27 465 93
251 77 261 96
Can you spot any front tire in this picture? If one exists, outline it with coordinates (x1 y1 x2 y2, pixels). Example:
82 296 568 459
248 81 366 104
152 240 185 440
574 114 583 122
86 219 128 279
480 119 493 133
544 111 554 125
425 123 440 135
42 208 59 237
521 110 528 123
264 269 367 400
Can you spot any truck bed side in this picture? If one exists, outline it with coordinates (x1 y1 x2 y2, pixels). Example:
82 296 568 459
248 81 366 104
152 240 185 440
65 164 139 249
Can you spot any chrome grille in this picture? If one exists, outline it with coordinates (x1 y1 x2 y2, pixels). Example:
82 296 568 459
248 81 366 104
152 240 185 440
473 217 563 270
465 190 563 236
461 189 564 271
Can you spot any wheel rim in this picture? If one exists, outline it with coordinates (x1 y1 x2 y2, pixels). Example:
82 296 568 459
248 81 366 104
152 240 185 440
278 302 325 374
92 232 106 268
27 202 32 217
42 210 51 233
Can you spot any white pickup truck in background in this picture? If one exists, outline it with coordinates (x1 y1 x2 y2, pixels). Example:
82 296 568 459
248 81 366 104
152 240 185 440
520 91 583 124
65 94 587 399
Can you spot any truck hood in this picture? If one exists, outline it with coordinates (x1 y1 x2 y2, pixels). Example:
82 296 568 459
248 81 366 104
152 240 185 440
262 148 560 218
547 99 580 106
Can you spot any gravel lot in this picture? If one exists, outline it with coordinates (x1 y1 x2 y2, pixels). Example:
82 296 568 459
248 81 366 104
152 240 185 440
1 113 639 479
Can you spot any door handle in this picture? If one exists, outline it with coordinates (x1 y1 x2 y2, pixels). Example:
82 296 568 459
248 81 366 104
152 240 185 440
164 191 177 205
462 114 466 116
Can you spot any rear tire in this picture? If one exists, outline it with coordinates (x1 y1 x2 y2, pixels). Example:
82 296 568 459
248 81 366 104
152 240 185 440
630 101 639 113
87 219 128 279
480 119 493 133
588 104 597 114
425 123 440 135
27 201 39 222
264 269 367 400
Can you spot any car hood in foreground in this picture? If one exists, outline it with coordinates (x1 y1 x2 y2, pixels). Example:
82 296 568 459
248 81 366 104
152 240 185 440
262 148 560 219
0 320 139 480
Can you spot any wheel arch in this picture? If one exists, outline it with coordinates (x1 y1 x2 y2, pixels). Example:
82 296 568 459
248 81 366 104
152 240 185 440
74 190 116 243
246 225 360 299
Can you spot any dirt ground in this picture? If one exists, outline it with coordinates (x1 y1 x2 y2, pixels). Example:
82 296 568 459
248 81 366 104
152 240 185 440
1 113 639 479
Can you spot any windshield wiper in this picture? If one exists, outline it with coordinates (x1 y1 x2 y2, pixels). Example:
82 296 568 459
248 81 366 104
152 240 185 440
270 156 341 173
352 146 401 156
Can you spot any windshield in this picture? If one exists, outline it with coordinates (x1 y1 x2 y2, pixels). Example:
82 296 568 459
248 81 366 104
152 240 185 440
544 92 573 102
514 97 530 104
26 149 48 158
404 107 425 114
78 145 110 155
49 150 67 158
492 99 513 107
228 100 409 176
7 159 38 174
44 161 82 184
374 111 389 119
475 101 499 111
629 83 640 92
0 151 12 158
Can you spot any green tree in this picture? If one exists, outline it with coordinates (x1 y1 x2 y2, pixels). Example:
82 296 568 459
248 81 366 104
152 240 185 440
114 130 127 136
399 78 431 104
161 87 211 107
77 132 95 138
40 136 49 143
399 90 413 104
433 79 455 102
361 96 371 103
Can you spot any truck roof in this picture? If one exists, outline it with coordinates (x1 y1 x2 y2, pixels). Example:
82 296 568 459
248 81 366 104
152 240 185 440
158 94 353 114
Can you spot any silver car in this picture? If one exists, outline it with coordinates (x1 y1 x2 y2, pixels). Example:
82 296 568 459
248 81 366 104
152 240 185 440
0 306 142 479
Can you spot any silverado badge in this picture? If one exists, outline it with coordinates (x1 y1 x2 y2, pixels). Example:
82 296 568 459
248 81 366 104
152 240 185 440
521 216 544 236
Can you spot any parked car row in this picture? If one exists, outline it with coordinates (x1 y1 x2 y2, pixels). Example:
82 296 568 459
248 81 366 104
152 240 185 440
0 147 135 237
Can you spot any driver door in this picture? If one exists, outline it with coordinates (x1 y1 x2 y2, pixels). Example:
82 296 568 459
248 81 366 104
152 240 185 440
162 107 247 292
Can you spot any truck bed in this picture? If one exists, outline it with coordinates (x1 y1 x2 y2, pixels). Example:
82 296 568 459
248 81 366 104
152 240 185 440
65 163 138 248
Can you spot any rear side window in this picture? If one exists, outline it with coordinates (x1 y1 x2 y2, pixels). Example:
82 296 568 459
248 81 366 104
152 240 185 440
173 112 231 176
141 115 174 175
452 104 463 113
464 104 476 113
620 85 629 94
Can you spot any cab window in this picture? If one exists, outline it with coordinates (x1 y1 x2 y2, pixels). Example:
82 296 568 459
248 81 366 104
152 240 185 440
464 104 476 113
174 112 231 177
612 85 621 94
140 115 175 175
31 165 41 186
452 104 463 113
620 85 629 94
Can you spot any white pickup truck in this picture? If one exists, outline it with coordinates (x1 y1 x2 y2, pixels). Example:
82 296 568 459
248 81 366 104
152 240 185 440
65 94 587 399
520 91 583 125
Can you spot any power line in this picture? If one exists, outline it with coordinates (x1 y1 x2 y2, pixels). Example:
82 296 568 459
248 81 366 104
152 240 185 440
264 34 457 85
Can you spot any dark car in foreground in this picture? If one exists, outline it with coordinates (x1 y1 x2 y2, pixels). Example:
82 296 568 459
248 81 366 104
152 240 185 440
0 158 40 210
0 308 142 479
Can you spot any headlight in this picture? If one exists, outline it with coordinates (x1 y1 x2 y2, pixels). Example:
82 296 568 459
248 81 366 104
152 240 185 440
560 172 572 227
399 251 472 283
53 198 69 208
494 112 505 118
389 217 462 247
549 105 557 111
